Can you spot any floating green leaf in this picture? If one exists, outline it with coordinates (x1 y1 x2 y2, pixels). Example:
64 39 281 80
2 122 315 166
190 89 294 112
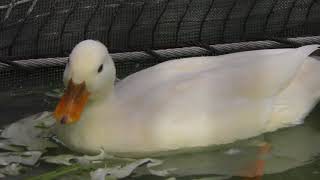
0 112 57 151
90 158 167 179
0 151 42 166
42 149 112 166
0 163 26 177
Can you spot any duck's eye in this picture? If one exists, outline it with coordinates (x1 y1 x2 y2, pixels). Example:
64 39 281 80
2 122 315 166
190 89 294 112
98 64 103 73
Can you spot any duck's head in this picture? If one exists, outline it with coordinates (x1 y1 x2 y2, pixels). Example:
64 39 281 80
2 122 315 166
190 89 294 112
54 40 116 125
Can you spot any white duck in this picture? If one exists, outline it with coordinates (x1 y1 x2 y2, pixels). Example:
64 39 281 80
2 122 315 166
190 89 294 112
54 40 320 154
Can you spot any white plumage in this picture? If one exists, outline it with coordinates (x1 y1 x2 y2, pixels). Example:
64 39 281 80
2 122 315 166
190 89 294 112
55 40 320 154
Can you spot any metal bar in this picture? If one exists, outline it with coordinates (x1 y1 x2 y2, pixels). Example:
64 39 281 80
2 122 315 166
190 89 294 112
1 35 319 71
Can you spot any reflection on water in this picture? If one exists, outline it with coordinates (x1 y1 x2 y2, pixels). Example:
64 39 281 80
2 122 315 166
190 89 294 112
1 88 320 179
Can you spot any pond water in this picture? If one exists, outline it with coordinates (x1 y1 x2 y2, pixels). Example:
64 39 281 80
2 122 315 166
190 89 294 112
1 87 320 180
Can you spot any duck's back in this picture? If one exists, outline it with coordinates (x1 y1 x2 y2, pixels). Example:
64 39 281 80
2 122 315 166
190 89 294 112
114 45 319 150
115 48 292 100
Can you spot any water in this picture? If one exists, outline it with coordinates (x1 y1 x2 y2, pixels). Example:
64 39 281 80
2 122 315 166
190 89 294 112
1 87 320 180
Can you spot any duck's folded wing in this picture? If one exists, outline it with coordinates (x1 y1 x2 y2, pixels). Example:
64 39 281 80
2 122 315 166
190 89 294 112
137 45 320 124
207 45 320 99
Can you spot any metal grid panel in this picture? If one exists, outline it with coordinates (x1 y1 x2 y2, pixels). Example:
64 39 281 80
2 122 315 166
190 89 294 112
0 0 319 60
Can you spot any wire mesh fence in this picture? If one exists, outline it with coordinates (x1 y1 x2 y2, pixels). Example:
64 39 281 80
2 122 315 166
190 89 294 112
0 0 320 61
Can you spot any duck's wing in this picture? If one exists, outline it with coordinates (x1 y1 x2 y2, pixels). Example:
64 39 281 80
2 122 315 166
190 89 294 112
205 45 320 98
117 45 318 101
115 48 291 92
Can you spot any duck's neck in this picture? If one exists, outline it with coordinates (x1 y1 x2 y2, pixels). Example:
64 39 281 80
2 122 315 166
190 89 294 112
94 88 114 103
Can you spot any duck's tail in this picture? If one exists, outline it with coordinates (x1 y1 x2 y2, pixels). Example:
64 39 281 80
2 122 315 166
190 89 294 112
265 46 320 132
296 44 319 58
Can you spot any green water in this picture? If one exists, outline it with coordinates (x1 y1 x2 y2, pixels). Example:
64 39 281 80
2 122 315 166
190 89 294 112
1 88 320 180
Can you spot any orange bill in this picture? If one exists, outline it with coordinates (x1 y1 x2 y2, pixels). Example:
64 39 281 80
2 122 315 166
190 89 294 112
54 79 90 124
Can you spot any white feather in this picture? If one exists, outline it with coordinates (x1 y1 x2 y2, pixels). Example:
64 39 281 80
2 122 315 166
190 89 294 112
55 41 320 154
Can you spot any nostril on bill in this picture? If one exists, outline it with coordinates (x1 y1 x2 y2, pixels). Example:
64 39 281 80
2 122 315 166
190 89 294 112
61 116 68 124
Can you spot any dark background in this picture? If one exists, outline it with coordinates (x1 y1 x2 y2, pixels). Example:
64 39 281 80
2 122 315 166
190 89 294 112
0 0 320 60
